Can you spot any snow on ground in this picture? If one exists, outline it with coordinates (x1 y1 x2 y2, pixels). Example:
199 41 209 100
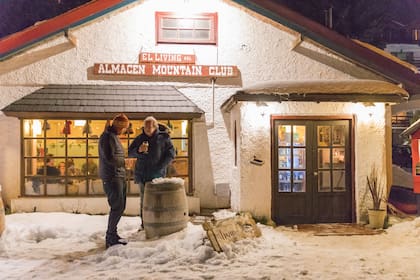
0 211 419 280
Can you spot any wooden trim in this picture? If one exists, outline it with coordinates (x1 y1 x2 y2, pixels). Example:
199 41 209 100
271 115 354 121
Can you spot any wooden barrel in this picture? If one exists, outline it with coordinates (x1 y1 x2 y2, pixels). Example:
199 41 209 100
143 179 189 239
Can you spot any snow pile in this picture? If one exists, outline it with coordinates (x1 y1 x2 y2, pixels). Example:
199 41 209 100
0 213 419 279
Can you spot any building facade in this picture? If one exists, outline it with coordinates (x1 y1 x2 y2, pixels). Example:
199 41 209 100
0 0 416 224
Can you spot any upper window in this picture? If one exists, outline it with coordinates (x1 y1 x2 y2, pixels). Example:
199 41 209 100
156 12 218 45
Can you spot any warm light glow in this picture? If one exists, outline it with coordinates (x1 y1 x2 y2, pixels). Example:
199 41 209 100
24 120 30 135
33 120 42 136
74 120 86 126
181 120 188 136
351 102 384 124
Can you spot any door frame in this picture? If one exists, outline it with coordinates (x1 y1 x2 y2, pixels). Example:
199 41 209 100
270 115 356 224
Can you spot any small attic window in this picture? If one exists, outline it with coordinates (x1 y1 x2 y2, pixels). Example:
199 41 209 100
156 12 217 45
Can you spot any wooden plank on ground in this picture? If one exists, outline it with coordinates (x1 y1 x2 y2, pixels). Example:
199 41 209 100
202 212 261 252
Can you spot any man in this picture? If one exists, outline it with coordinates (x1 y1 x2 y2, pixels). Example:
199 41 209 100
32 154 61 193
98 113 130 248
128 116 175 230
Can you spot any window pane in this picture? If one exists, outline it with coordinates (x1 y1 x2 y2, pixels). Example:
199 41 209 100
318 126 331 146
279 148 291 168
293 125 305 146
169 158 188 176
278 171 291 192
23 120 43 138
24 158 39 176
278 125 291 146
333 170 346 192
194 30 210 39
162 29 177 39
332 125 345 146
24 177 43 196
178 18 194 28
172 139 188 157
89 120 107 138
87 139 99 156
332 148 345 169
162 18 178 28
67 120 84 138
24 139 43 157
46 120 66 138
68 139 86 157
318 148 330 169
46 139 66 157
318 171 331 192
293 148 305 169
293 171 305 192
179 30 194 39
81 158 99 176
195 19 211 29
168 120 188 137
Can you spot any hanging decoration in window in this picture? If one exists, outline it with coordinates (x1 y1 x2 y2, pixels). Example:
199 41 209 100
62 120 72 135
83 120 92 135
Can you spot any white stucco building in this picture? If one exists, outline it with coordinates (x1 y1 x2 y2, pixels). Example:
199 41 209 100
1 0 419 225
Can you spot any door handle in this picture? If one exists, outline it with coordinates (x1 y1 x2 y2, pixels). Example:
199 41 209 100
313 172 318 176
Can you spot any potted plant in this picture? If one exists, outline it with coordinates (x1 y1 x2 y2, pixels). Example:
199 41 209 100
366 166 386 229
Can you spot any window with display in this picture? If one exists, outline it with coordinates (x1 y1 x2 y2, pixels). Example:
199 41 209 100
22 119 191 197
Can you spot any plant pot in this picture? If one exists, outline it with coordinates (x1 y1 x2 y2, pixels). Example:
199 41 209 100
368 209 386 229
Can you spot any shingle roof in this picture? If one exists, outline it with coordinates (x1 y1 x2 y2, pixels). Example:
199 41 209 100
2 84 204 119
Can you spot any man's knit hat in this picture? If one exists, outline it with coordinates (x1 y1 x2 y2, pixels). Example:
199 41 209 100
112 113 129 129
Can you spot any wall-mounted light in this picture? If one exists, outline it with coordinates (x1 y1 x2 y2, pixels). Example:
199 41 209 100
256 101 268 117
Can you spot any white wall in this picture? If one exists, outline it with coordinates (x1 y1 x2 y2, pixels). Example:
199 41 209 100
230 101 388 222
0 0 388 215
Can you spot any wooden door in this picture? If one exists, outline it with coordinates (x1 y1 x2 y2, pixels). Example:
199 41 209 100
272 118 353 225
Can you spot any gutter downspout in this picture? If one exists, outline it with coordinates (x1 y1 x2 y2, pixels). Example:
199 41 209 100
207 77 217 128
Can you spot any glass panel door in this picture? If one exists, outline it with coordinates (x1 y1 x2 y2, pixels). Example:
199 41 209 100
272 118 352 225
277 125 306 193
316 124 346 193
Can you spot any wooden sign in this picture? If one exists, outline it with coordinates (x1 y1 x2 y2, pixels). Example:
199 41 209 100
139 52 196 64
202 212 261 252
94 63 239 77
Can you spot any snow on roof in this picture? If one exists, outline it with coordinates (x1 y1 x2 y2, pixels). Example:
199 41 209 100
221 79 409 112
241 80 409 95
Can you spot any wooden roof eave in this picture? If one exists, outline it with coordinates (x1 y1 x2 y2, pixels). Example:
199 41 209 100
3 111 203 120
221 91 408 113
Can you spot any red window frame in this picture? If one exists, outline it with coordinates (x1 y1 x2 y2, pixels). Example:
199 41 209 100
155 12 218 45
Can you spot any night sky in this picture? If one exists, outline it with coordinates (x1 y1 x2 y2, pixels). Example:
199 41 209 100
0 0 91 39
1 0 420 45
